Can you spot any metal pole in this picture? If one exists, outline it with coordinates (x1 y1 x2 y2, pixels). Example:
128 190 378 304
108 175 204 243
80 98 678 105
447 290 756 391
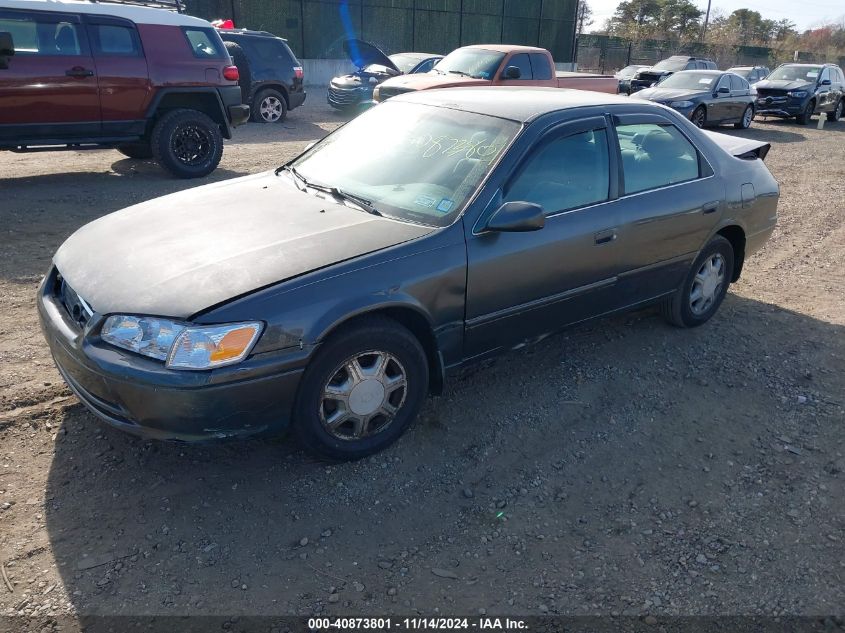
701 0 712 41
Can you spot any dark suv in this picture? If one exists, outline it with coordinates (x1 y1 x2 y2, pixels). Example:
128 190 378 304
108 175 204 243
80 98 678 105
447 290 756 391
755 63 844 124
0 0 249 178
218 28 305 123
630 56 717 93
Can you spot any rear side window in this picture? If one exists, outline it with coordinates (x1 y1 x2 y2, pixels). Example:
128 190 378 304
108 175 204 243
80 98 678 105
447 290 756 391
245 38 294 66
505 53 533 80
89 23 140 56
183 27 225 59
0 12 84 56
530 52 553 80
615 123 700 194
729 75 747 91
504 129 610 214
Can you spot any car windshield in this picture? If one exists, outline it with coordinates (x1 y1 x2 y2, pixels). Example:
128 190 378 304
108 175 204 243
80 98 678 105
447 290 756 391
769 65 821 81
729 68 751 78
287 101 521 227
364 63 400 75
652 58 688 72
388 54 425 73
658 72 718 90
616 65 642 78
434 48 505 79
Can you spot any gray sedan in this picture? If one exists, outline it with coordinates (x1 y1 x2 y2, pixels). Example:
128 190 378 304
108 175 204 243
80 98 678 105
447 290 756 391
632 70 757 129
39 88 778 460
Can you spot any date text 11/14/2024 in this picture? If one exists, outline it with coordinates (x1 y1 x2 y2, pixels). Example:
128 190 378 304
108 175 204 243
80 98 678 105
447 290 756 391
307 617 529 630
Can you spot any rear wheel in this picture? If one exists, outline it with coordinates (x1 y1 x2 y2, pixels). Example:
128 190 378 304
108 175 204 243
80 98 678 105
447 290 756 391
116 142 153 160
293 317 428 461
734 104 754 129
251 88 287 123
662 235 734 328
828 99 843 122
223 41 252 105
796 99 815 125
151 108 223 179
691 106 707 128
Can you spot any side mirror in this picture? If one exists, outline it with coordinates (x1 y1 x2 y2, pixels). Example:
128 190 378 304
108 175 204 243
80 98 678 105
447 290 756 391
502 65 521 80
717 86 730 94
821 78 831 86
0 32 14 70
483 201 545 233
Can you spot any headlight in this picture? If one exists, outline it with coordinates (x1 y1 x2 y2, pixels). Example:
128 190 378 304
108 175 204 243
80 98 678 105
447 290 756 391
101 316 262 370
670 100 694 108
787 90 808 98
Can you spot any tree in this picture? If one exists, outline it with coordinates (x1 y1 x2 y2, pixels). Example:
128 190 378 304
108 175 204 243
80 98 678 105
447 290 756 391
606 0 701 41
576 1 594 36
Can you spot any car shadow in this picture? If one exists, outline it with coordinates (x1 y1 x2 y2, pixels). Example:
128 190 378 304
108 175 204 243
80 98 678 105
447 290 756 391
722 124 806 144
228 116 347 146
41 293 845 618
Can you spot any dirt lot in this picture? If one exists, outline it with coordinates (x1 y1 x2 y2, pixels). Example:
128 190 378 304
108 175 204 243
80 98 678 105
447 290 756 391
0 96 844 625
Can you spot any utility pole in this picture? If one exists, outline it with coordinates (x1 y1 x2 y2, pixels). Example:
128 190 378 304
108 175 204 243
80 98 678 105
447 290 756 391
700 0 712 40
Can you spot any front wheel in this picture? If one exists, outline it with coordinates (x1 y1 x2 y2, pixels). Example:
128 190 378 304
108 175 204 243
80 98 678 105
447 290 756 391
662 235 734 328
151 109 223 179
734 104 754 129
292 317 429 461
828 99 843 122
691 106 707 128
796 99 815 125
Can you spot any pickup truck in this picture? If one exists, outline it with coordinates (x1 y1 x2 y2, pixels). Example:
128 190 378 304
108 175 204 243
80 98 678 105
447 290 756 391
372 44 616 101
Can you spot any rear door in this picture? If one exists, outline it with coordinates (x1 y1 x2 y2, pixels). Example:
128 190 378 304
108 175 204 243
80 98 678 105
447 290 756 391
610 112 723 303
728 74 750 119
0 8 100 141
84 15 150 136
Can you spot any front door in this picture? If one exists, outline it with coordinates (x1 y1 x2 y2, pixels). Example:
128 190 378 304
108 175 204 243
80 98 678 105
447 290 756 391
464 116 622 359
0 8 100 141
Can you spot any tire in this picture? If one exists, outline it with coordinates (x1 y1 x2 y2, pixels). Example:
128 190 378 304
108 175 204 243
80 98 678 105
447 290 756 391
828 99 843 122
734 104 754 129
116 142 153 159
796 99 815 125
151 108 223 179
292 317 429 461
661 235 734 328
251 88 287 123
691 106 707 128
223 41 253 105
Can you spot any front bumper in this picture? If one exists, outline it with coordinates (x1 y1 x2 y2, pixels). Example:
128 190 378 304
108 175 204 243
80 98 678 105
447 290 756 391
755 96 806 117
289 90 307 110
38 269 308 442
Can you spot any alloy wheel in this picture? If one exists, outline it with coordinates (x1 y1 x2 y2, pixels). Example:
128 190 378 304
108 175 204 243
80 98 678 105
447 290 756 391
692 108 706 128
259 96 284 122
171 124 212 166
689 254 725 316
319 351 408 441
742 106 753 128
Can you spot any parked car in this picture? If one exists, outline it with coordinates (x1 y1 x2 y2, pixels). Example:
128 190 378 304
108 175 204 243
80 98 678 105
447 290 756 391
632 70 756 129
629 56 718 93
0 0 248 178
373 44 617 101
218 27 305 123
39 88 778 460
754 63 844 124
615 64 650 94
726 65 770 85
328 39 440 111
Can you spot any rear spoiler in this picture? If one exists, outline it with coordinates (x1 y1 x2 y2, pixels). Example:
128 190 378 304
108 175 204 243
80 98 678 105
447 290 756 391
703 130 770 161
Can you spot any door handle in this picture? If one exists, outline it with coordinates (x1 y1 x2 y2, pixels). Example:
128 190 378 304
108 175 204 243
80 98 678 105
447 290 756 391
594 229 617 245
66 67 94 78
702 201 720 214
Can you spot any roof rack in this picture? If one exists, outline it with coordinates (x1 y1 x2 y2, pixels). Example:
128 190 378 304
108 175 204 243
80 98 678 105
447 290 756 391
88 0 185 13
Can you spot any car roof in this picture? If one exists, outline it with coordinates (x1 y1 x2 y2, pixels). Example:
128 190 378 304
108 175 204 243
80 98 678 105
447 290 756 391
219 29 287 41
391 52 441 60
463 44 547 54
394 86 640 122
1 0 211 26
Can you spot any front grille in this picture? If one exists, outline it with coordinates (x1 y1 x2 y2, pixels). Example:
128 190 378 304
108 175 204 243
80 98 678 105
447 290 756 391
58 276 93 328
635 72 663 83
328 87 361 106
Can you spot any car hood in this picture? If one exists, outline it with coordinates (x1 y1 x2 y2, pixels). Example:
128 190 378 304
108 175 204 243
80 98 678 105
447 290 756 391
343 39 399 73
379 72 487 92
755 79 812 92
330 71 387 89
53 172 434 319
634 87 705 101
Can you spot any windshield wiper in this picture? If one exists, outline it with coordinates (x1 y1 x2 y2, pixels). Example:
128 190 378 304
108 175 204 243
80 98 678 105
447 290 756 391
276 163 308 191
276 165 381 216
447 69 471 77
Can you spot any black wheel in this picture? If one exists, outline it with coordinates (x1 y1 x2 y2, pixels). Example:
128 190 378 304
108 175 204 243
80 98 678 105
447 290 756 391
117 142 153 160
796 99 815 125
662 235 734 328
151 109 223 179
734 104 754 129
691 106 707 128
251 88 287 123
828 99 843 122
293 317 429 461
223 41 252 105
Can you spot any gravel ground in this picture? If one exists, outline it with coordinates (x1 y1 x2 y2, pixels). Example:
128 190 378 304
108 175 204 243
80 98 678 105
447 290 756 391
0 94 843 625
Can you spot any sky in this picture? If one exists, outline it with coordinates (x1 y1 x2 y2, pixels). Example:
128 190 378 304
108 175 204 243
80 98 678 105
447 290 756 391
586 0 845 33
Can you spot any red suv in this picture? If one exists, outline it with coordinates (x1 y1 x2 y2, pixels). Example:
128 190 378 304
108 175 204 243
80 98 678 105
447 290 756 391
0 0 249 178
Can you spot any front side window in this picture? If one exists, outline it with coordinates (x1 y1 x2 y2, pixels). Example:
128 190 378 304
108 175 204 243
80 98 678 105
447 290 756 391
729 74 747 91
504 53 532 80
290 101 521 227
183 27 225 59
90 24 140 56
0 12 82 56
504 129 610 214
616 123 700 195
